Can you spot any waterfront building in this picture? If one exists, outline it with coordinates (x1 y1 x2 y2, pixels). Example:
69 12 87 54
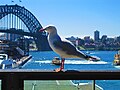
84 36 91 44
66 36 76 45
6 33 20 41
116 36 120 42
76 38 84 46
101 35 107 43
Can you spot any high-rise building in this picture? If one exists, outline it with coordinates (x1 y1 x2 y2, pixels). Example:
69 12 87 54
94 30 100 42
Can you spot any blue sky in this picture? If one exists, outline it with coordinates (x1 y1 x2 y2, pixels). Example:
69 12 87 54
0 0 120 39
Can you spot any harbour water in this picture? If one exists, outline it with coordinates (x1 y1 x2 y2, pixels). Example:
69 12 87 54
23 51 120 90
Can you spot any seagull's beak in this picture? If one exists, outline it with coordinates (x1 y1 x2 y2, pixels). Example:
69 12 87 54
39 28 46 32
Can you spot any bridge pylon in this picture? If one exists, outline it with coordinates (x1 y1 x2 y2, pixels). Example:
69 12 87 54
35 32 51 51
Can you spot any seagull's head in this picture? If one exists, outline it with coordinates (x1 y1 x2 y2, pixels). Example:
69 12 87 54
40 25 57 34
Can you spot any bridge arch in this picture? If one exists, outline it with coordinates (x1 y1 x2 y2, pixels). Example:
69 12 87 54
0 5 51 51
0 4 42 33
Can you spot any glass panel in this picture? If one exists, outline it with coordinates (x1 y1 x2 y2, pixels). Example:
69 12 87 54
24 80 102 90
96 80 120 90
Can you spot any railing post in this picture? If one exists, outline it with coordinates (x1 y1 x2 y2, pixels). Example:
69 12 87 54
2 73 23 90
92 80 95 90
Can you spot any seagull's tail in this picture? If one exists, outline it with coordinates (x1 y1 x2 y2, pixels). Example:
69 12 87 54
85 55 99 61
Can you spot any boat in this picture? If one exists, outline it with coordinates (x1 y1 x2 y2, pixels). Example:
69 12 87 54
52 57 61 65
113 50 120 65
86 51 91 54
0 54 8 69
0 39 32 69
0 54 8 64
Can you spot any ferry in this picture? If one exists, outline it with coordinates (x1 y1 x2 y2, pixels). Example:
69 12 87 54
0 39 32 69
86 51 91 54
52 57 61 65
113 50 120 65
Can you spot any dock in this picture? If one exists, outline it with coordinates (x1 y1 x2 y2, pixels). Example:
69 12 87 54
13 55 32 68
0 40 32 69
24 80 103 90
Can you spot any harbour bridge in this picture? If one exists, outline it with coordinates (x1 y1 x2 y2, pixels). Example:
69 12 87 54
0 4 51 51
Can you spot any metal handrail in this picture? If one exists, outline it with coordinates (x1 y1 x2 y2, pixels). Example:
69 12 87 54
0 69 120 90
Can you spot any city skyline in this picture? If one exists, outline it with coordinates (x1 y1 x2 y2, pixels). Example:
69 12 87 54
0 0 120 38
66 30 120 40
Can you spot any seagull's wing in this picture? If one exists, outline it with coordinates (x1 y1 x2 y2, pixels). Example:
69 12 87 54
53 40 87 58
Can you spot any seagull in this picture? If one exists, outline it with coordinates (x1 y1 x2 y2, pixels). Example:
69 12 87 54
40 25 99 72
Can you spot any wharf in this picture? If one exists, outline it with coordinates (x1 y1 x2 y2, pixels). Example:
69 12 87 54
0 39 32 69
24 80 102 90
13 55 32 68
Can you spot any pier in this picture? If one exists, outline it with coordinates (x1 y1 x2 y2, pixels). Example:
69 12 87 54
0 39 32 69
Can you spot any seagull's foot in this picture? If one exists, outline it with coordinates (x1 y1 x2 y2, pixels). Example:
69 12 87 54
54 68 64 72
54 58 65 72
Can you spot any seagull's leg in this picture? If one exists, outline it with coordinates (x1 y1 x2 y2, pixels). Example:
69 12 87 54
54 58 65 72
60 58 65 71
